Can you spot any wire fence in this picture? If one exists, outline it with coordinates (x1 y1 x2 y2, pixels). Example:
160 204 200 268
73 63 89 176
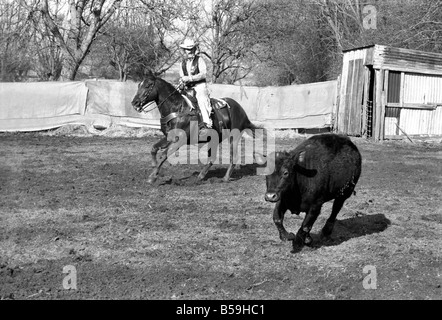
366 100 373 138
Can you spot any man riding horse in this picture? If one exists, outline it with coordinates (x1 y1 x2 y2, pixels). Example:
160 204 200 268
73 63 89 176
131 40 268 183
178 39 212 136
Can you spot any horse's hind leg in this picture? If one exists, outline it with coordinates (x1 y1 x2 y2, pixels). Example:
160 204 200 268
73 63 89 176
198 162 213 180
151 137 168 167
198 142 218 180
223 135 239 182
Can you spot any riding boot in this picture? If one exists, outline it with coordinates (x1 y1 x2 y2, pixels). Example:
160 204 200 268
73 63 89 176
198 122 211 137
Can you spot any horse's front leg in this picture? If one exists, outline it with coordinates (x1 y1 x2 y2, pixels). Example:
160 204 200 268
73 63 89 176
151 137 168 167
147 140 180 184
147 156 168 184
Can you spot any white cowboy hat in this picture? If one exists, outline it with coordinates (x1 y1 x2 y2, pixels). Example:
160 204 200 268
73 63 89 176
180 39 197 50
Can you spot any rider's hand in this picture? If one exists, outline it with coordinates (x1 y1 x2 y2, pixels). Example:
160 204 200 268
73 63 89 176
181 76 191 83
177 80 185 91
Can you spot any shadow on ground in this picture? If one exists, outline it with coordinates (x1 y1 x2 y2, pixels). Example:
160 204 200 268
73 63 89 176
160 163 263 186
291 213 391 253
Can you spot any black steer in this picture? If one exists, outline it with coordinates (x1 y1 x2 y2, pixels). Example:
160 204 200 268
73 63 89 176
264 133 362 252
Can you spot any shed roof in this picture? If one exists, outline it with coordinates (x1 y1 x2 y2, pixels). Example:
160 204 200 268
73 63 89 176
343 44 442 75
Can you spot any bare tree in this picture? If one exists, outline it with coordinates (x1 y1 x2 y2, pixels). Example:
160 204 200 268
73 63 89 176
91 0 201 81
311 0 442 78
32 0 123 80
245 0 331 85
383 0 442 52
199 0 259 84
0 0 33 81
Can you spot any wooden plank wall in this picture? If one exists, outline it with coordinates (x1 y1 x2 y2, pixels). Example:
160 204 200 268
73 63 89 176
342 59 364 135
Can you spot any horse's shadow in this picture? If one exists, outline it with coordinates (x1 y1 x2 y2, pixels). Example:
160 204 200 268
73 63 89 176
160 163 262 186
291 213 391 253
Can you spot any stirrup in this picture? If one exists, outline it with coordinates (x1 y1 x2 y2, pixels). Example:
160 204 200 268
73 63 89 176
198 123 211 137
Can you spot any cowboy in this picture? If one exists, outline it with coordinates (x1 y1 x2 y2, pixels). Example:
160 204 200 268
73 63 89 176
179 39 213 134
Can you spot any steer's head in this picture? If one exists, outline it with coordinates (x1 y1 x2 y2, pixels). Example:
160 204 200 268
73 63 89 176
264 150 317 203
264 151 292 203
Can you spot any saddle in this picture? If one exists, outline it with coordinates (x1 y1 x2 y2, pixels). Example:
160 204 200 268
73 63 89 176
181 90 231 131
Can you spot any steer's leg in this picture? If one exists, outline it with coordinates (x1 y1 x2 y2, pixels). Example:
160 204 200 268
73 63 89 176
321 197 346 239
273 201 295 241
293 204 321 251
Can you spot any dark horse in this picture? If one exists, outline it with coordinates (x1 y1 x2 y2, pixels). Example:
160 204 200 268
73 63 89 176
131 72 264 184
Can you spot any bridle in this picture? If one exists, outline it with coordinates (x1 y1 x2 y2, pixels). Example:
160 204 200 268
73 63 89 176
137 81 156 112
136 79 187 126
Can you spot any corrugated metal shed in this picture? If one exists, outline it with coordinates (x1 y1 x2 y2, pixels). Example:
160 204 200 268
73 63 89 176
337 44 442 140
403 73 442 104
373 46 442 75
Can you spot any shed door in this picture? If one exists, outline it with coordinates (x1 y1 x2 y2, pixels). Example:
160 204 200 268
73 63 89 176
344 59 364 135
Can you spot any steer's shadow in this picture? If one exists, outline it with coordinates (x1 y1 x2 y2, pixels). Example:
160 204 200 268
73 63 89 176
291 213 391 252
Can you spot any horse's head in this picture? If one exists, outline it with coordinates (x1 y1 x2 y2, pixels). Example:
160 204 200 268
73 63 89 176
131 73 158 112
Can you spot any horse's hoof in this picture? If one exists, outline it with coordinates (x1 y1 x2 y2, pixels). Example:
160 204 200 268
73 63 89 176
279 232 295 241
304 234 313 246
320 231 333 243
290 240 303 254
287 232 296 241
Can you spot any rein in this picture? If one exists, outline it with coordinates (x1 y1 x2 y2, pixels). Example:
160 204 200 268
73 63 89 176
139 81 192 126
140 82 181 113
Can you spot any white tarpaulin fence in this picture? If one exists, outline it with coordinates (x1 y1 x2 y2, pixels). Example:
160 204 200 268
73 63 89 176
0 79 336 132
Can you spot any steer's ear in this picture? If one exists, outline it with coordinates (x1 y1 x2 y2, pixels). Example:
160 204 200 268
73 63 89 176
292 150 316 177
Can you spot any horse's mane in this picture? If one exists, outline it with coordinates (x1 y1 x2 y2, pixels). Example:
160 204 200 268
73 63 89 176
155 76 178 94
153 76 191 113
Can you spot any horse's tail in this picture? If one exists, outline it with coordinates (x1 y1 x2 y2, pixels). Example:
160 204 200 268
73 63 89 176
246 122 267 140
244 122 273 166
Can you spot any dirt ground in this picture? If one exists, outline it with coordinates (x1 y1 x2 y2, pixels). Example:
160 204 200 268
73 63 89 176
0 127 441 300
